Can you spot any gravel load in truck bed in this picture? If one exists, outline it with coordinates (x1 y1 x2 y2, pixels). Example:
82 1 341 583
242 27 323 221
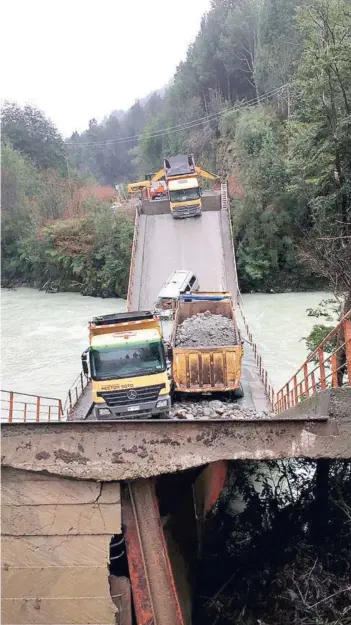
175 311 238 347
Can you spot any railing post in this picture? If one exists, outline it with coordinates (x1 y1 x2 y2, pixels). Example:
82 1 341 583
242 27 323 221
318 348 326 390
344 318 351 385
48 405 51 422
9 391 14 423
285 383 290 408
68 389 72 409
299 382 304 401
331 354 338 387
24 403 27 422
303 363 309 397
36 396 40 422
58 400 63 422
81 373 84 393
293 375 298 406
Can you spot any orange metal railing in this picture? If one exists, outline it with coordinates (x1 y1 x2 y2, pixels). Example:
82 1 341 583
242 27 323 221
275 309 351 414
63 370 90 415
127 203 141 311
1 390 63 423
236 290 276 407
224 182 275 407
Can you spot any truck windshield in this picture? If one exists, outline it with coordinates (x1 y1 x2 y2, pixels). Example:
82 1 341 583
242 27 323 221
90 340 166 380
169 188 200 202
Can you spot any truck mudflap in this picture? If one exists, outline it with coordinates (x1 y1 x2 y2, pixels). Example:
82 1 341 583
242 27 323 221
172 346 243 393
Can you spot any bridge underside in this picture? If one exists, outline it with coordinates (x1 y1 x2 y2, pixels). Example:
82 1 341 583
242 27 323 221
3 389 350 481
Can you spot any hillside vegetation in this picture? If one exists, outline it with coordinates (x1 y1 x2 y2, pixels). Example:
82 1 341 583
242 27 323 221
1 105 133 297
2 0 350 302
68 0 351 299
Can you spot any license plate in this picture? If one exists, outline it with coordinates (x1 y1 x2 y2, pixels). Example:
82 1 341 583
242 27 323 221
127 405 140 412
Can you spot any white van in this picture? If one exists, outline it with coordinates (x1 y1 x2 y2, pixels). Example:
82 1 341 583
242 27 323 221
155 270 199 319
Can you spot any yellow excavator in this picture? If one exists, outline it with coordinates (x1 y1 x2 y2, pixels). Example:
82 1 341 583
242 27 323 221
156 154 218 219
128 155 218 218
127 180 150 198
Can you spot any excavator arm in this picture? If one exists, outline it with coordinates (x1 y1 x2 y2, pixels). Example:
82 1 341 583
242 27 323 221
151 168 166 183
128 181 150 193
195 166 219 181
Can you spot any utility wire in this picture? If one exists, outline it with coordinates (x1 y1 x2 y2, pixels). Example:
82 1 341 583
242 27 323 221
65 85 287 148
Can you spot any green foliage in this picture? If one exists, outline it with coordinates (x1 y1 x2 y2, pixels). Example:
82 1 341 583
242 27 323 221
288 0 351 297
1 126 134 297
35 210 134 297
1 102 65 171
2 208 134 298
303 324 336 354
229 107 311 291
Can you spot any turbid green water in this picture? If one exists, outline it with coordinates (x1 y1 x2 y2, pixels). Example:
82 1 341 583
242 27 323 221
1 288 333 400
241 291 335 391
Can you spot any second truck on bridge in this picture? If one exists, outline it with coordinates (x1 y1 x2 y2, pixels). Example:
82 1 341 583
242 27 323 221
81 292 243 419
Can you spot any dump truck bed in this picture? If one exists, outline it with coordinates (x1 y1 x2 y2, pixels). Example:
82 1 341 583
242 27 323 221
171 295 243 393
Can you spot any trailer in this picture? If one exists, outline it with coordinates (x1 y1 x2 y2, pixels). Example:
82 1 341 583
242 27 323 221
171 292 244 396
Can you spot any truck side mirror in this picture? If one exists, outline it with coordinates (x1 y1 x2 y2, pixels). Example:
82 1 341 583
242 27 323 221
81 349 89 377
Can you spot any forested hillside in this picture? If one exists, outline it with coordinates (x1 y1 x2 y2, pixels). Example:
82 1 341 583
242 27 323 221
67 0 351 298
2 0 350 301
1 103 134 297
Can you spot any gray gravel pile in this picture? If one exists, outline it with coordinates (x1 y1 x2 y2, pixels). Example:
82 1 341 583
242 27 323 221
175 311 238 347
170 399 275 420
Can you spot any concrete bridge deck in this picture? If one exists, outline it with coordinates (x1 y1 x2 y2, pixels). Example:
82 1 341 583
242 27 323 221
2 389 350 481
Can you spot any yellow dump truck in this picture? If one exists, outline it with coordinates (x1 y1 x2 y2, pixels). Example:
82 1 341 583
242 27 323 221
151 154 218 219
170 292 244 397
81 311 171 419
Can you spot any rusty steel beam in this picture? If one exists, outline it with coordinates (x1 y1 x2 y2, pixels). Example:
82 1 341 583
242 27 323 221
123 480 186 625
122 485 154 625
1 389 350 481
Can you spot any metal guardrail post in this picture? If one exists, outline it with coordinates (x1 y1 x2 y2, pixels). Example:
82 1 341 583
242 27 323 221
36 396 40 422
127 205 140 312
9 392 14 423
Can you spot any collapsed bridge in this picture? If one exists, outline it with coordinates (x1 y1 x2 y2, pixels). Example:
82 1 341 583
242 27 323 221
1 184 351 625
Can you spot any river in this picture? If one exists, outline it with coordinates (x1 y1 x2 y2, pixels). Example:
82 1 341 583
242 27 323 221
1 288 333 401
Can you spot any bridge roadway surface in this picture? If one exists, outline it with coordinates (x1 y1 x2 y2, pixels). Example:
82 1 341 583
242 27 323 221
70 194 270 420
129 197 270 413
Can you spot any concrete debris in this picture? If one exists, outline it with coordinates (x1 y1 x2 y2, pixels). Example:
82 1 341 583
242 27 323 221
170 399 275 420
175 311 238 347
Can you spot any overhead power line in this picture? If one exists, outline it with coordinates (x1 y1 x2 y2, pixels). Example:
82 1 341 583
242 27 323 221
65 85 287 148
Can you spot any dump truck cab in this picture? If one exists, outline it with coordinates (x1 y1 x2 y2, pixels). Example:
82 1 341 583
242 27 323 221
164 154 202 219
167 177 202 218
82 311 171 419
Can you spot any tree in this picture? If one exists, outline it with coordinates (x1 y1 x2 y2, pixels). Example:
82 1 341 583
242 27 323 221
289 0 351 306
1 102 65 171
255 0 302 100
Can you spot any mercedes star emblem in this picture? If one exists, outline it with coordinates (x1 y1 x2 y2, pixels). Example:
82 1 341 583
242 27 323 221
127 390 138 400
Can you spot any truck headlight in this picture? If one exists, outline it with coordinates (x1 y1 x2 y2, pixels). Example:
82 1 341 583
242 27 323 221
156 399 168 408
98 408 111 416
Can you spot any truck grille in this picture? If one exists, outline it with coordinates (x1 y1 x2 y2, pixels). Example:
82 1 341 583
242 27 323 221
174 205 201 217
97 384 165 407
